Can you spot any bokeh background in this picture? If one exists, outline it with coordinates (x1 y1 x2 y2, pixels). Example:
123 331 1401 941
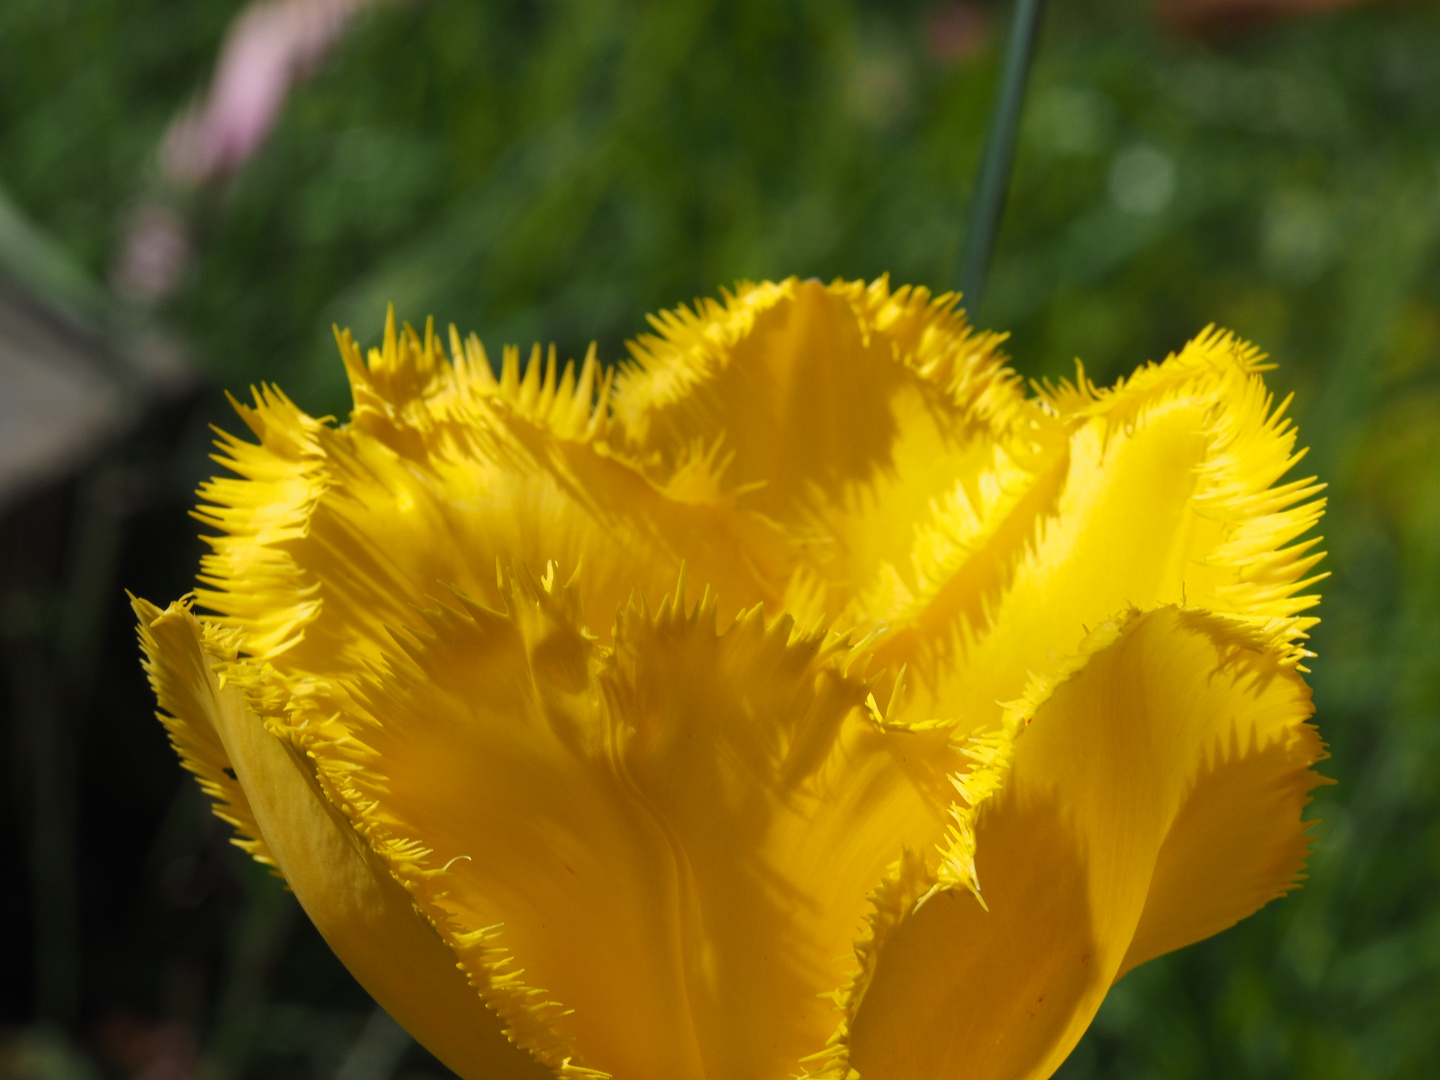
2 0 1438 1077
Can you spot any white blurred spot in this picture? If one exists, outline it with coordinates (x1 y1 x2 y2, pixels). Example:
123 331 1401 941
1262 189 1336 281
1108 145 1176 216
1026 86 1115 156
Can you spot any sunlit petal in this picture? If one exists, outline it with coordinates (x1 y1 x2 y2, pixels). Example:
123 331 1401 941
195 311 791 685
139 280 1330 1080
294 572 961 1079
610 276 1036 634
838 606 1326 1080
133 597 547 1080
878 328 1326 735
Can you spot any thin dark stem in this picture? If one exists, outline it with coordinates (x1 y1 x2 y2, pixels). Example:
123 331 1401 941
958 0 1048 314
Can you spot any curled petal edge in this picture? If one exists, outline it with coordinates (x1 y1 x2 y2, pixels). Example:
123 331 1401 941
132 596 552 1080
805 604 1328 1080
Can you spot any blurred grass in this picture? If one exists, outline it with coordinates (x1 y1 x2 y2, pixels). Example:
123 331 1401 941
1 0 1438 1077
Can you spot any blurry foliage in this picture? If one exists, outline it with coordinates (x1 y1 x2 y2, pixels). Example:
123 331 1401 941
1 0 1439 1077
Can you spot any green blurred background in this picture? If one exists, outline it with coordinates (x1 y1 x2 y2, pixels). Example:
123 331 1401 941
1 0 1437 1077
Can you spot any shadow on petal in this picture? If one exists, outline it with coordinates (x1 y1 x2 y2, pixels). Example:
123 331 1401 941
849 789 1100 1080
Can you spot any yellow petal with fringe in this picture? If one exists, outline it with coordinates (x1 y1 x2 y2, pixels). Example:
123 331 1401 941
290 571 961 1079
133 597 548 1080
842 607 1326 1080
136 278 1330 1080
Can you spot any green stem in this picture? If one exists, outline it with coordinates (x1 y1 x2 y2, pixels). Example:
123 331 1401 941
958 0 1048 313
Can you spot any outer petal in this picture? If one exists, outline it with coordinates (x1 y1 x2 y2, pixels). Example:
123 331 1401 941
879 329 1326 735
135 595 276 870
133 597 548 1080
839 607 1326 1080
295 573 963 1080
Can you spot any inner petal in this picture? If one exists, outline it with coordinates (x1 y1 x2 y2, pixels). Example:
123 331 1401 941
611 277 1028 630
302 578 961 1080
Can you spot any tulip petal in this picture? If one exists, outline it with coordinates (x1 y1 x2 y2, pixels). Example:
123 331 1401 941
835 606 1326 1080
610 277 1040 633
135 595 276 869
194 318 791 685
145 289 1332 1080
880 328 1326 735
132 597 548 1080
296 573 964 1080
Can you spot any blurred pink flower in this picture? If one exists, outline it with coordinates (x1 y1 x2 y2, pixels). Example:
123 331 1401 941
112 200 190 303
162 0 387 186
114 0 387 305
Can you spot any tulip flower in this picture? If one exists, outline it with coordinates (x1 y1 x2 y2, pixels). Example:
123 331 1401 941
135 277 1328 1080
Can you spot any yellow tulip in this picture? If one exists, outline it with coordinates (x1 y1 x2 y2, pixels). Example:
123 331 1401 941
135 277 1329 1080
